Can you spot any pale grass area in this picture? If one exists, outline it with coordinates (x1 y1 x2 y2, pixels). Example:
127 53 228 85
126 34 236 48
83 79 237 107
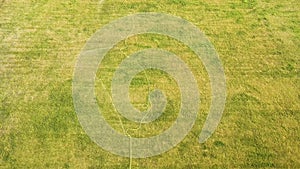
0 0 299 168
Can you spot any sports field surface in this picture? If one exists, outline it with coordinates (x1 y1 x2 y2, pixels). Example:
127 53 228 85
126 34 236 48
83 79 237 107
0 0 299 168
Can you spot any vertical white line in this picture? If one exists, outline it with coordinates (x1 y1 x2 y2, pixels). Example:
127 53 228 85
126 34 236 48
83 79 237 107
129 136 132 169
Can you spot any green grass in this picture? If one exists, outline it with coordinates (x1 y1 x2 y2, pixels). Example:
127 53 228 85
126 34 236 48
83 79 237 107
1 0 299 168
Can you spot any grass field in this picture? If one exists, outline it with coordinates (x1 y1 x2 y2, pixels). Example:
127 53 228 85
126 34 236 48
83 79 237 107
1 0 299 168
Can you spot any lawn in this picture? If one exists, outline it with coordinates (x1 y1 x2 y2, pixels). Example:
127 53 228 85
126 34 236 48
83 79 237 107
0 0 299 168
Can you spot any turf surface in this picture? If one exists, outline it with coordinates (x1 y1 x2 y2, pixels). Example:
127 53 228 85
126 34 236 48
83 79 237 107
0 0 299 168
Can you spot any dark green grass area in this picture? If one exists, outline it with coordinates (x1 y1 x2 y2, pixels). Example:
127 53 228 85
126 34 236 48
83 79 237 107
1 0 299 168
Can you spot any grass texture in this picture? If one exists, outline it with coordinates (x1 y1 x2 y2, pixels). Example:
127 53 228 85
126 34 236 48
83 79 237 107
0 0 299 168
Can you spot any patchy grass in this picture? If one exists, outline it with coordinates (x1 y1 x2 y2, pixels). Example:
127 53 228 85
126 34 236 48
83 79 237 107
1 0 299 168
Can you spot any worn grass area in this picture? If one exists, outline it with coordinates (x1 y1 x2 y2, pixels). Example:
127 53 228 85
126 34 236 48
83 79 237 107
1 0 299 168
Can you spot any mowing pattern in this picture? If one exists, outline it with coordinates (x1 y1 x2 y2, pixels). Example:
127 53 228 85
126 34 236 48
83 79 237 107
1 0 299 168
